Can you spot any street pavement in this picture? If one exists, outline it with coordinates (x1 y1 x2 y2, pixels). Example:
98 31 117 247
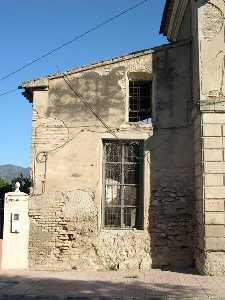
0 269 223 299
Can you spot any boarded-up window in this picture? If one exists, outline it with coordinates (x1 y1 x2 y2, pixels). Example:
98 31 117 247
102 140 143 229
129 80 152 123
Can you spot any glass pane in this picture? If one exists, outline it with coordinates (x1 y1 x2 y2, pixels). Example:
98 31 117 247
105 163 121 184
124 164 139 184
105 207 121 228
124 186 138 206
105 142 122 162
124 207 137 228
124 142 141 162
105 185 121 206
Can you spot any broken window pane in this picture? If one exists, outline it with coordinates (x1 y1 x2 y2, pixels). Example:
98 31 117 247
129 80 152 123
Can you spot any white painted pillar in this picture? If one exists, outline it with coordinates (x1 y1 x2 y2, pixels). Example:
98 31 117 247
1 183 29 269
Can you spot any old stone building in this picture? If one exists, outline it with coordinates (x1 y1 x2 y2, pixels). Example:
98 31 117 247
20 0 225 275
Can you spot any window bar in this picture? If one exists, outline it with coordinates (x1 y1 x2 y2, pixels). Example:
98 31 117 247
139 143 144 229
137 85 141 121
121 143 125 228
102 145 106 228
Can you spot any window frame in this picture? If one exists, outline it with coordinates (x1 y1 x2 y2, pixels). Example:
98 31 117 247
128 79 152 123
101 139 144 230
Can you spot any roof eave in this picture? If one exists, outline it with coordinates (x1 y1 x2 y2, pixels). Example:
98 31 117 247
18 84 48 103
20 48 153 89
160 0 175 37
19 48 153 103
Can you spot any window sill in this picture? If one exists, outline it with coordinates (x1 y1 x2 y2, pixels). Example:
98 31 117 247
120 122 153 130
100 228 146 232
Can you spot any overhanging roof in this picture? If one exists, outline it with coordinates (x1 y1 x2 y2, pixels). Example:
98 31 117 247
19 48 152 102
160 0 175 36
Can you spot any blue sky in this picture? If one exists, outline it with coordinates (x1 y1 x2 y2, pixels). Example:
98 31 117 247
0 0 166 167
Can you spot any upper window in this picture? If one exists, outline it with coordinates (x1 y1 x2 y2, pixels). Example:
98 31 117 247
102 140 143 229
129 80 152 123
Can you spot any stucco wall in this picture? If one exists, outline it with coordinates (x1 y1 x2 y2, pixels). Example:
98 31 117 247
29 53 153 270
28 45 195 271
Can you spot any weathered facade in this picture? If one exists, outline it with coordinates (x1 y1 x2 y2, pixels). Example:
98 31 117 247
20 0 225 275
21 51 154 271
161 0 225 275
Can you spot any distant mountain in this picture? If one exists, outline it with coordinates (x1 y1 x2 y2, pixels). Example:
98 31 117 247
0 164 29 182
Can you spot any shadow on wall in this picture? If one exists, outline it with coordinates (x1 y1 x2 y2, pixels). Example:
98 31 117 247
47 67 126 123
147 128 195 270
147 43 195 270
0 272 210 299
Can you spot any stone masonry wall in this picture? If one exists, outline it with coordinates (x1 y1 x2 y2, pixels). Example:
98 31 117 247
195 113 225 275
194 0 225 275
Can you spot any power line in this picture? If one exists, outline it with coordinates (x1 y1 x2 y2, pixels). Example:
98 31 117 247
0 88 18 97
61 74 119 139
0 0 149 82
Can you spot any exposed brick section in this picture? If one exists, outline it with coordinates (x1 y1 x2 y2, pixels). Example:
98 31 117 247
29 191 152 271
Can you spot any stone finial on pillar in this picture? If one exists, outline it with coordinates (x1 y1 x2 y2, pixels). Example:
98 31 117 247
15 182 21 193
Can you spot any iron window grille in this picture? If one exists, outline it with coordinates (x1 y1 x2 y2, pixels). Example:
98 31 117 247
129 80 152 123
102 140 143 229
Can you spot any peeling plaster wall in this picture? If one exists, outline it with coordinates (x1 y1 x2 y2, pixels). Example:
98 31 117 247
29 54 153 270
198 0 225 102
29 47 196 270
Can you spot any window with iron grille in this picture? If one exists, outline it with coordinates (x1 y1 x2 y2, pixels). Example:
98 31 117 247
129 80 152 123
102 140 143 229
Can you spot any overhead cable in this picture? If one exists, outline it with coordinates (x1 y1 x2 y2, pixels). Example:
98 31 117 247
61 74 119 139
0 0 149 82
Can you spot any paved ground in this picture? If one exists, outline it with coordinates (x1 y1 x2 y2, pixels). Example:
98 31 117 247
0 269 223 299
